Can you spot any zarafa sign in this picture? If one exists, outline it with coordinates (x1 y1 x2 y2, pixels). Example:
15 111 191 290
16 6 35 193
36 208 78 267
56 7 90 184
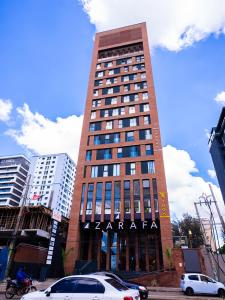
82 220 159 231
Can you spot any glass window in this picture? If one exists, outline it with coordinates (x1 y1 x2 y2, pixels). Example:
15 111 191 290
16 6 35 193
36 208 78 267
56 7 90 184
106 121 113 130
76 278 105 294
105 61 113 68
133 180 140 213
111 97 117 104
152 178 159 212
114 181 121 214
122 75 129 82
86 184 94 215
114 133 120 143
95 183 102 215
94 136 100 145
130 118 137 127
141 161 155 174
124 181 130 213
143 179 151 213
51 278 77 293
118 120 123 129
141 73 146 79
91 111 96 119
123 95 129 103
86 150 92 161
96 64 101 70
146 144 154 155
96 71 104 78
93 90 99 97
105 182 112 214
112 108 119 116
103 165 108 177
139 129 152 140
91 166 98 178
126 162 136 175
104 110 109 117
142 92 148 100
124 84 130 92
126 131 134 142
129 106 135 114
105 279 128 291
120 107 125 115
144 115 151 125
117 148 122 158
113 164 120 176
124 66 129 72
90 122 101 132
189 275 199 281
80 184 86 215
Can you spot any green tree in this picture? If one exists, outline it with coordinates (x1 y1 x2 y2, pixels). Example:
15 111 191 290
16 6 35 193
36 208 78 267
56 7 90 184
172 214 204 248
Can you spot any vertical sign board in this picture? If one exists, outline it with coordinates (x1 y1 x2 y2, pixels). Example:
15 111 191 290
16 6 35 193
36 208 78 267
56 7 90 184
46 211 62 265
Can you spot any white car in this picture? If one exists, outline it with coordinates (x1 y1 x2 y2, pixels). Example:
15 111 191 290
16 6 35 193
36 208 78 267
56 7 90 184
180 273 225 297
21 274 140 300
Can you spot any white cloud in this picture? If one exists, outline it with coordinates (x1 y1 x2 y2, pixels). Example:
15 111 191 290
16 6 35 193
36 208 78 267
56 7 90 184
215 91 225 104
208 169 217 179
80 0 225 51
163 145 224 219
0 99 13 122
6 103 83 162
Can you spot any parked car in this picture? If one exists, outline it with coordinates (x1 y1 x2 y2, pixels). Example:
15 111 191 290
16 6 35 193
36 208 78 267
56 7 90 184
21 274 140 300
180 273 225 297
92 272 148 299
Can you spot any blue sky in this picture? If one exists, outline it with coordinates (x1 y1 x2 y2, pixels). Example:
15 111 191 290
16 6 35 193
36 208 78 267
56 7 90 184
1 0 225 216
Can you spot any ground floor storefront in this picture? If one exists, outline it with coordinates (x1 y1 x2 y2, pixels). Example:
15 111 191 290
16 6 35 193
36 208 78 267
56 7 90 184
78 220 163 272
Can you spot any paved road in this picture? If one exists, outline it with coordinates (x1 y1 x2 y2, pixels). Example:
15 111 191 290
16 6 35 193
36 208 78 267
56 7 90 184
0 291 221 300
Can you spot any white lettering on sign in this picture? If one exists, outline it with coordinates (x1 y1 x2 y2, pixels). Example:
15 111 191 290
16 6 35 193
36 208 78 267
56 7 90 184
95 222 101 230
151 221 158 229
106 222 113 230
142 221 148 229
130 222 137 229
83 221 159 231
118 222 124 229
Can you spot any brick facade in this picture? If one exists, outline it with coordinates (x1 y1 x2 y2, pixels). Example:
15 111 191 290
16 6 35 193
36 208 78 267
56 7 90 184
65 23 173 274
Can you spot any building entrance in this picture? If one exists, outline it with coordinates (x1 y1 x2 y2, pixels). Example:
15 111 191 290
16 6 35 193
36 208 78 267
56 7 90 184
79 221 162 272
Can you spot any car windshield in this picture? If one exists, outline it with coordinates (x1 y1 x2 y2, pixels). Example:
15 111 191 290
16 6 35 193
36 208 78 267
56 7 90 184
105 278 128 291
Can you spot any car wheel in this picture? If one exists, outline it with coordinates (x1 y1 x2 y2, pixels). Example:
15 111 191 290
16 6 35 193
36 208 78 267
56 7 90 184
218 288 225 298
185 287 194 296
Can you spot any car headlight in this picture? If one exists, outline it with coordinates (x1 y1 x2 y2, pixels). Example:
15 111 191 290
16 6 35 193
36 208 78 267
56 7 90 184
139 286 147 291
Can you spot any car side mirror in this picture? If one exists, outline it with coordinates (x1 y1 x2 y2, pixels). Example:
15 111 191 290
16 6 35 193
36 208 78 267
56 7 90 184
45 288 51 297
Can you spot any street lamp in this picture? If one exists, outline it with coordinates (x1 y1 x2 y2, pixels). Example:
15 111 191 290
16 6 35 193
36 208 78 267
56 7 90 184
188 230 193 248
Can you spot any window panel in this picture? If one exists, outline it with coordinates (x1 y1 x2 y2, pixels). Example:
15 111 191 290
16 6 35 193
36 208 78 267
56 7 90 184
124 181 130 213
114 181 121 214
80 184 86 215
86 183 94 215
126 131 134 142
95 183 102 214
105 182 112 214
133 180 140 213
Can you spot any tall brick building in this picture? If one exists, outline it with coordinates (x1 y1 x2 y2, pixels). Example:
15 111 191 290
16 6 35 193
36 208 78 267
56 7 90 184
66 23 172 273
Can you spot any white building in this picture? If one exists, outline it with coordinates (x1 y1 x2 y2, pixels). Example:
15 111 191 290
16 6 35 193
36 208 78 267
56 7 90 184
0 155 30 206
27 153 76 217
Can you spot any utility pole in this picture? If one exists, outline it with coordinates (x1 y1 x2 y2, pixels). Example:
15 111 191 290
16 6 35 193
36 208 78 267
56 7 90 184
194 201 218 280
209 184 225 233
194 185 225 281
